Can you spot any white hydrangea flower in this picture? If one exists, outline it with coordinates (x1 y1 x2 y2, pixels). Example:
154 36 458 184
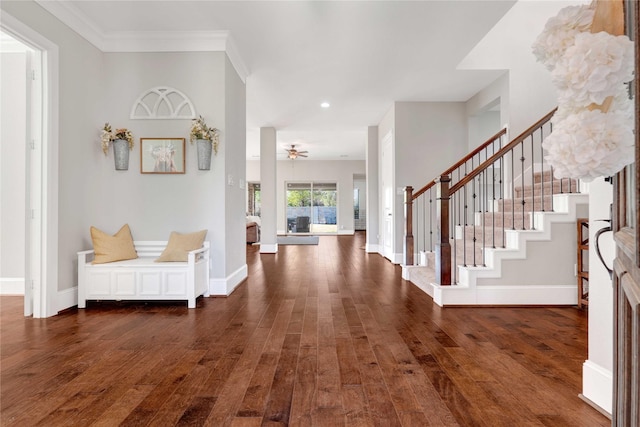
532 4 595 71
552 32 635 107
553 83 633 126
543 109 634 181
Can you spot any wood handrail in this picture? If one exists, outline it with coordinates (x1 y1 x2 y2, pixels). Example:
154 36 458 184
412 127 507 200
449 108 557 195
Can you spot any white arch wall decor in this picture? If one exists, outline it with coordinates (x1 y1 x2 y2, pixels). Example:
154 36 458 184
130 86 196 120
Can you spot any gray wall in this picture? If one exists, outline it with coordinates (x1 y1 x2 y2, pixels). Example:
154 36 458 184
223 56 247 275
97 50 240 281
382 102 468 260
2 0 106 291
1 1 246 293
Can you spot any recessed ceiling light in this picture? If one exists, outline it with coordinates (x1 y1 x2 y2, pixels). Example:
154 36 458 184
320 102 330 108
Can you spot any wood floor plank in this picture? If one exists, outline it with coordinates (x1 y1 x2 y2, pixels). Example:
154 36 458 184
236 353 279 417
89 384 156 427
261 333 301 426
340 385 372 427
0 233 610 426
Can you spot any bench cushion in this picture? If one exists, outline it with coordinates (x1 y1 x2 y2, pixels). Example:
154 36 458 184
90 224 138 264
85 257 188 268
156 230 207 262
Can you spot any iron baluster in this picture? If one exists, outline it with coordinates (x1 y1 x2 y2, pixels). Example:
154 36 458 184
520 141 526 230
530 134 536 230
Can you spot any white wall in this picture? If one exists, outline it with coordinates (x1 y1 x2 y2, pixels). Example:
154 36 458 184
246 160 366 234
583 178 614 414
0 51 27 290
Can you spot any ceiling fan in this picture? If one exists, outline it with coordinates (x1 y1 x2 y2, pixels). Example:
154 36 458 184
285 144 308 159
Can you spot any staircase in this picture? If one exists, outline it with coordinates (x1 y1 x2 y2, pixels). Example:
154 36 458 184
402 110 588 306
404 172 587 305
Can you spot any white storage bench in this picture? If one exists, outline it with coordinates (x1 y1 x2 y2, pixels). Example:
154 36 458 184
77 241 210 309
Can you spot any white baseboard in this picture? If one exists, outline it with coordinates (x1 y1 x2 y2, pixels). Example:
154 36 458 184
57 286 78 312
432 284 577 307
365 243 379 253
209 264 247 296
388 252 403 264
338 229 355 235
0 278 25 295
260 243 278 253
582 360 613 415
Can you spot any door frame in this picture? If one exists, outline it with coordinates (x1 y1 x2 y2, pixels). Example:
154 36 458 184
1 12 59 318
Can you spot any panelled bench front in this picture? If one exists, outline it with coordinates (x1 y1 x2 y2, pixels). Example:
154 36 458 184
77 241 210 309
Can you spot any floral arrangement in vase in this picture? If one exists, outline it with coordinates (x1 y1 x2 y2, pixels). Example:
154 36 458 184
190 115 219 155
532 2 635 182
100 122 134 155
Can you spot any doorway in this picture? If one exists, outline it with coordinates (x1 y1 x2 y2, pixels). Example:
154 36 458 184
1 13 58 318
286 182 337 234
353 175 366 231
381 131 395 261
0 32 30 312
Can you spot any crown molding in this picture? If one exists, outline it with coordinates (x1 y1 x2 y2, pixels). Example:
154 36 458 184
35 0 106 49
34 0 249 82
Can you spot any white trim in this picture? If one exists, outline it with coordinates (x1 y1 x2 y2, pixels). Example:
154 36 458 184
56 286 78 312
34 0 105 49
582 360 613 416
209 264 247 296
1 12 59 318
0 279 25 295
431 283 577 307
260 243 278 254
365 243 380 253
385 252 403 265
33 1 249 83
338 229 355 235
224 34 249 84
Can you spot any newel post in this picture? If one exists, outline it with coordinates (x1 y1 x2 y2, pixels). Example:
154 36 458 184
435 175 451 286
404 186 414 266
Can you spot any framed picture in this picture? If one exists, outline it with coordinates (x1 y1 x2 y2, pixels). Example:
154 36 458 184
140 138 185 174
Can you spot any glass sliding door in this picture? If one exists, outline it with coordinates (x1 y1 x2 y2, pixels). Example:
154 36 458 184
286 183 312 233
312 183 337 233
286 182 337 234
247 182 261 216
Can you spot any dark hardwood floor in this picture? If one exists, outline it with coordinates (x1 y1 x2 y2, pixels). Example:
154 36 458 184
1 232 610 426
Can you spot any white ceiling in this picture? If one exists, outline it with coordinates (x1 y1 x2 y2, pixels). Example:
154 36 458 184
37 0 517 160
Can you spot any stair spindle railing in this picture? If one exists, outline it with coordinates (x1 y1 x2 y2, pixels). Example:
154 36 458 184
404 109 582 286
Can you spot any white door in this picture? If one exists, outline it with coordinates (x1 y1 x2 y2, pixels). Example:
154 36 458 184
381 132 394 262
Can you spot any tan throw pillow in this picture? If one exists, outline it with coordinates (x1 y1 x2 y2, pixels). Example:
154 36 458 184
156 230 207 262
90 224 138 264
